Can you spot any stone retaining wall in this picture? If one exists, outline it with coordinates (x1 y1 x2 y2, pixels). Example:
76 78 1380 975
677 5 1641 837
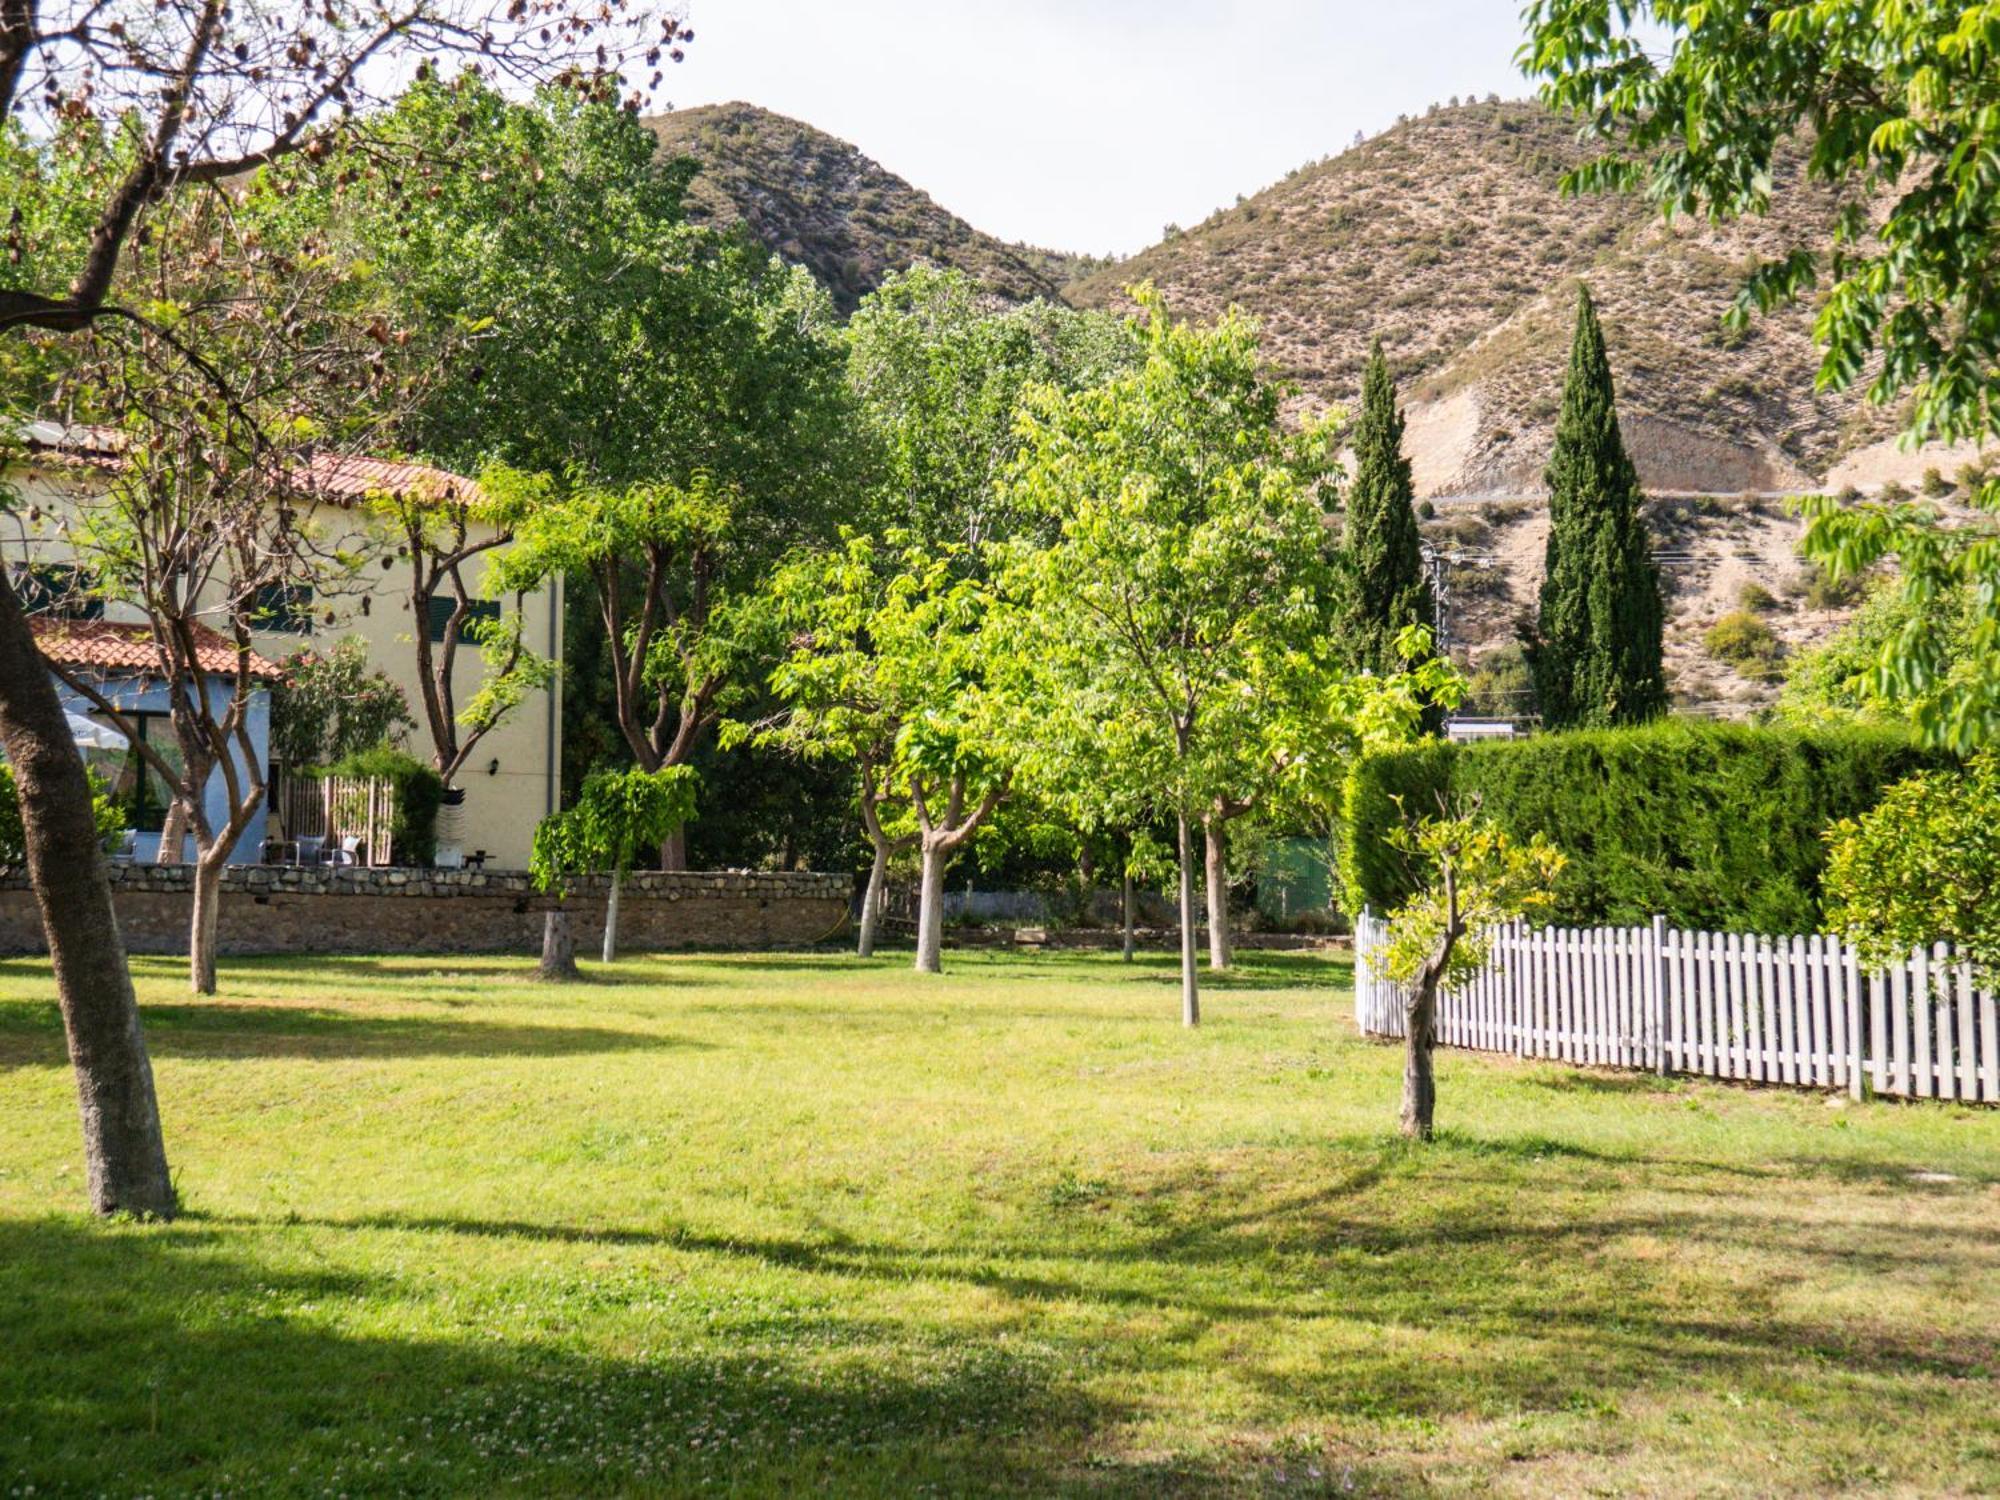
0 866 852 957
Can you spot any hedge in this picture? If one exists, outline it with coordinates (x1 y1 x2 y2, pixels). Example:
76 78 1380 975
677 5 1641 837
1341 720 1949 933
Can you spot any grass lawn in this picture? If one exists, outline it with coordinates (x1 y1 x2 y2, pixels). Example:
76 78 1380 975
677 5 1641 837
3 946 1998 1497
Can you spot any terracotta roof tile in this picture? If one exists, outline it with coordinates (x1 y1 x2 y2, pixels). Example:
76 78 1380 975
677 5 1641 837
33 617 284 682
16 423 479 505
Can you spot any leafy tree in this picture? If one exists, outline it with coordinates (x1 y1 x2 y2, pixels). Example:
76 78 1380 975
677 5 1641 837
1343 339 1435 680
1 0 687 1221
748 532 1012 972
1521 2 2000 749
1823 755 2000 979
365 465 555 790
1003 290 1361 1023
846 266 1138 551
531 765 698 967
1378 808 1563 1139
1531 287 1666 730
289 82 861 863
37 191 389 996
1777 579 1979 729
269 641 415 776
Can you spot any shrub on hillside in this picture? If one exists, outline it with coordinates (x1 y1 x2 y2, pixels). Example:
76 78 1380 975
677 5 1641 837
1342 720 1945 932
1737 580 1778 613
1705 609 1784 680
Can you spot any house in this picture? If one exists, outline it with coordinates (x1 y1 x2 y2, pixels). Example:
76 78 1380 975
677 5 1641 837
4 424 562 869
36 616 282 862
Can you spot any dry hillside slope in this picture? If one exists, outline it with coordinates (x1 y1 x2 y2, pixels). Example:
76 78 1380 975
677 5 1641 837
644 102 1102 314
1065 99 1901 497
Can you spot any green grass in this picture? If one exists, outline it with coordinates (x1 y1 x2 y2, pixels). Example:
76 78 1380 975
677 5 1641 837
3 947 1998 1496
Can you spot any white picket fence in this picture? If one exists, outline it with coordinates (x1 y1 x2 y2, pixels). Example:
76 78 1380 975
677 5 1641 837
1353 911 2000 1105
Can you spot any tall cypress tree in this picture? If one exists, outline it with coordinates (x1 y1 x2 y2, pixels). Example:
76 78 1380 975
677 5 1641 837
1343 339 1434 675
1532 287 1666 729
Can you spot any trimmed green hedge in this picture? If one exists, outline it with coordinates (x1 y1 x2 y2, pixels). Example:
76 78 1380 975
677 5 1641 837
1342 720 1948 933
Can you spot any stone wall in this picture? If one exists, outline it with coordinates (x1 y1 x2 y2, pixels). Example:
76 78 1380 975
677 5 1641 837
0 866 852 958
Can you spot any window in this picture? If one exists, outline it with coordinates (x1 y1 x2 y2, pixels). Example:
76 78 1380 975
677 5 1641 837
426 594 500 645
15 565 102 619
97 714 185 834
249 582 314 634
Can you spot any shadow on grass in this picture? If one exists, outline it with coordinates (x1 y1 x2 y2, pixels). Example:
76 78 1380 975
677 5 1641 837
0 1217 1126 1499
0 998 700 1065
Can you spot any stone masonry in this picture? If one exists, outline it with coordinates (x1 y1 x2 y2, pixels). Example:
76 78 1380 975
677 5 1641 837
0 865 852 957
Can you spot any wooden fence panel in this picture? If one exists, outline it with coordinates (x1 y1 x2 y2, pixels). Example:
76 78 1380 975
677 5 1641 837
1351 913 1995 1107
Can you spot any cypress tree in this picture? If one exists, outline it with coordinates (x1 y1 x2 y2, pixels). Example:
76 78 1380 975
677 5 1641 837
1533 287 1666 729
1343 339 1435 675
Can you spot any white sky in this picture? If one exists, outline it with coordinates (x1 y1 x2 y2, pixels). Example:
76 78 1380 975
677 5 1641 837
665 1 1545 258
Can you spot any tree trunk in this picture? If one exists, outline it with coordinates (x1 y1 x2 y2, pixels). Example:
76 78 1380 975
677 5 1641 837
658 825 687 872
914 838 947 975
1400 969 1440 1140
601 867 623 963
859 839 890 958
1204 817 1232 971
1176 812 1200 1027
0 589 174 1217
188 850 225 996
1121 870 1136 963
155 798 188 864
539 908 580 982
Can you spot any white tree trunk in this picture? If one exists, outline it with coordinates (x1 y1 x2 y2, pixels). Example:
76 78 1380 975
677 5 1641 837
601 868 623 964
1176 812 1200 1027
1204 817 1232 971
1121 870 1136 963
189 851 224 996
859 840 890 958
914 839 947 975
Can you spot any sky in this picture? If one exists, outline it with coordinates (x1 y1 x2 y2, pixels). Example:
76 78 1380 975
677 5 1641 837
664 1 1545 258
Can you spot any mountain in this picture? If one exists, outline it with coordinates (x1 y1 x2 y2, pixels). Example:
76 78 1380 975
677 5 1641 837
650 97 1993 714
1064 98 1913 498
643 103 1103 315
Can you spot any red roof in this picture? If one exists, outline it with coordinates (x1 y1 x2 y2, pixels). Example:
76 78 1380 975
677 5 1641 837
17 423 480 505
33 618 284 682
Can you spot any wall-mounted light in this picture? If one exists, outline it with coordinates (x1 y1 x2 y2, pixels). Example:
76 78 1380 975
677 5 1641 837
486 758 500 777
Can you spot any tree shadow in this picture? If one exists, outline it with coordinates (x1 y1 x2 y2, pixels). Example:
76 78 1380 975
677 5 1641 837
0 998 700 1065
0 1216 1124 1497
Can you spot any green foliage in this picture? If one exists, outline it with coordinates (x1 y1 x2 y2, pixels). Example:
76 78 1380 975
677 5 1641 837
1343 720 1945 932
0 764 126 866
1823 754 2000 977
1777 579 1979 729
1342 341 1435 678
1380 812 1564 990
531 766 699 896
325 747 444 867
1461 643 1535 719
269 641 414 772
1531 288 1666 729
1521 3 2000 750
1921 467 1953 499
1703 609 1784 681
845 266 1138 552
742 529 1010 859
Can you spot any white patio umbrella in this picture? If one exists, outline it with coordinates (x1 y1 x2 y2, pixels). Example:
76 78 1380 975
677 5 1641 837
65 711 129 752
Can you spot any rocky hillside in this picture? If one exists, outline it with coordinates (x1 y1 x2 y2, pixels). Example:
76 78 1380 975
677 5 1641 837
644 103 1102 314
1064 99 1918 498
